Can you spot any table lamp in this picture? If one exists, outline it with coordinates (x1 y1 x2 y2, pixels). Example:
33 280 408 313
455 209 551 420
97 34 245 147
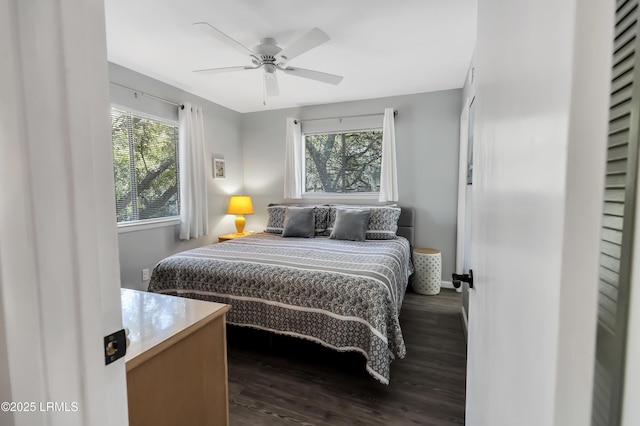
227 195 254 234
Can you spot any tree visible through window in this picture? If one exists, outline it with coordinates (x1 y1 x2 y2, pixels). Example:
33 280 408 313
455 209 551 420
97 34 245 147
304 130 383 193
111 108 179 223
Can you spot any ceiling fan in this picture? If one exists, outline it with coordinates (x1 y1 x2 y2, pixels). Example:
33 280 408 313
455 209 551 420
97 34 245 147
192 22 344 98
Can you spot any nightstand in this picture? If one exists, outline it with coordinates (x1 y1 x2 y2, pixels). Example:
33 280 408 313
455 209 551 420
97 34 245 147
218 232 252 242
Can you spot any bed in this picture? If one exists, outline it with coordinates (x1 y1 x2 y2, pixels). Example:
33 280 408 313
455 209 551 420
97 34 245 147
148 205 414 384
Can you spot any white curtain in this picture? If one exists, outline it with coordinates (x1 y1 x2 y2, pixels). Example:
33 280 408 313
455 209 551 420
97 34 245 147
284 117 303 199
379 108 399 202
179 103 209 239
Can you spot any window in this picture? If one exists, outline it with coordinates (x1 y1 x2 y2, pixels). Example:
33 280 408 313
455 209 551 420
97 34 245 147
304 129 383 194
111 108 180 223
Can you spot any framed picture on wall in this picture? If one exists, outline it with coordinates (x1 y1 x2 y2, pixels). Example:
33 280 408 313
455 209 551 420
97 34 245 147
213 158 226 179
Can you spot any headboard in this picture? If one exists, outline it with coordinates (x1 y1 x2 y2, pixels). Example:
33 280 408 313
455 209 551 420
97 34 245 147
397 207 415 246
267 202 414 245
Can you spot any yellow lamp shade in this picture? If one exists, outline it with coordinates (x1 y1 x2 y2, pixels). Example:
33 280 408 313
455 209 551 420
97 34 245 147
227 196 254 215
227 196 253 234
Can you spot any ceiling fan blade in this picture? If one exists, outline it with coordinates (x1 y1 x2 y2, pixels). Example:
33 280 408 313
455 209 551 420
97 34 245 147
276 28 330 62
283 67 343 85
193 22 255 58
264 73 280 97
193 66 255 74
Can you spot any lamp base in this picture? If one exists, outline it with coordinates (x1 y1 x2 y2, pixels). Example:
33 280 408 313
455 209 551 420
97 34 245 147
235 215 246 234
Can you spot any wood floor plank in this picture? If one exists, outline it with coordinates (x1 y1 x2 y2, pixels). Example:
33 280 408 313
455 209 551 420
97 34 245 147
227 289 467 425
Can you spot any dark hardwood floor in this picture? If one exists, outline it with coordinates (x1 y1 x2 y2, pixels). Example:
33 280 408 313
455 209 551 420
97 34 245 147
226 288 467 425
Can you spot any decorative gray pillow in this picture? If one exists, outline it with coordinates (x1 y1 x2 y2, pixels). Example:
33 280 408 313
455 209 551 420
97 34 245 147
265 205 287 233
266 204 330 234
366 206 401 239
325 205 401 240
329 208 371 242
282 207 315 238
313 206 330 235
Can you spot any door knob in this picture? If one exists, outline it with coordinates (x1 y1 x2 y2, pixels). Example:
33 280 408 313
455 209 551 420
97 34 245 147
452 269 473 289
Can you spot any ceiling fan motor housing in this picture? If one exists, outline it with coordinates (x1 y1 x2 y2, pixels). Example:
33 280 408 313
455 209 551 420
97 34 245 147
254 38 282 66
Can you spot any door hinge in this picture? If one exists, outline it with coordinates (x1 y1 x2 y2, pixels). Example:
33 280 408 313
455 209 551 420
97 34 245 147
104 329 127 365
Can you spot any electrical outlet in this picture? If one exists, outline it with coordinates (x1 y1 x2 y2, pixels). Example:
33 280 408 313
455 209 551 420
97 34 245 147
141 269 150 281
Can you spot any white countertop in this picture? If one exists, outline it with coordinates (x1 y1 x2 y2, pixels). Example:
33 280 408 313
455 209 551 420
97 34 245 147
121 288 230 369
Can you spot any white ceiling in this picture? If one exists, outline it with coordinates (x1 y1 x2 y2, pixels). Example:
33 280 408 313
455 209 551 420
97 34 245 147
104 0 477 113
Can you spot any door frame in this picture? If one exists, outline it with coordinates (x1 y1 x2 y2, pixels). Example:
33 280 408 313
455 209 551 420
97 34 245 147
0 0 128 424
456 97 472 279
456 96 473 337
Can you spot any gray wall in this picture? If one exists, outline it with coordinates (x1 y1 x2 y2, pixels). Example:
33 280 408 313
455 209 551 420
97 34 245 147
109 64 462 285
241 90 462 281
109 63 244 289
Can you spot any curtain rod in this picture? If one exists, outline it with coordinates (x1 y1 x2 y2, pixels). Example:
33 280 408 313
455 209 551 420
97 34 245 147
294 110 398 125
109 82 185 110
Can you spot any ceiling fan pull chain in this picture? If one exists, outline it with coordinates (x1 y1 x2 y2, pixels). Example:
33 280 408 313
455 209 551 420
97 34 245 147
263 78 267 106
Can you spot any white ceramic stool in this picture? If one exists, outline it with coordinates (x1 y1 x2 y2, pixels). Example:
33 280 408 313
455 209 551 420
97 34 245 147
412 248 442 295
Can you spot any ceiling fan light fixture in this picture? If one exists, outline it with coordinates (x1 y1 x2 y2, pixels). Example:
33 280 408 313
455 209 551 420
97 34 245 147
264 63 277 74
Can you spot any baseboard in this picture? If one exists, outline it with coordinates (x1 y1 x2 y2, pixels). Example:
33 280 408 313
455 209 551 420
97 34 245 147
461 305 468 342
441 280 463 293
441 280 455 290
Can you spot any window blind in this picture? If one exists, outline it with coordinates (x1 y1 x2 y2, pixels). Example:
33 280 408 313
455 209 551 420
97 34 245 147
111 108 180 223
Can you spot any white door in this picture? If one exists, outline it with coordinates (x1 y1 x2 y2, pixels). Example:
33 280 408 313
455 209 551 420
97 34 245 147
465 0 613 425
0 0 128 425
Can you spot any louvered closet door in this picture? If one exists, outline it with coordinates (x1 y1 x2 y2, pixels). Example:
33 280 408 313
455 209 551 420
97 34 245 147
593 1 639 424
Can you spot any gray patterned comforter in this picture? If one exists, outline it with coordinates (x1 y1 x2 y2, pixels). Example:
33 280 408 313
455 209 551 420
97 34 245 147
148 233 413 384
